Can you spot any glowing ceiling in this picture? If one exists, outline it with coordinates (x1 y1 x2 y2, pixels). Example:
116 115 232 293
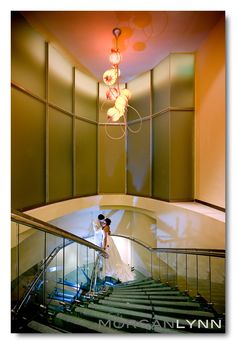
22 11 223 83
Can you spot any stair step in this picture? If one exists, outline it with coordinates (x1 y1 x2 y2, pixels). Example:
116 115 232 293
105 297 201 308
90 303 152 319
27 320 62 333
146 291 181 295
56 313 125 334
119 278 153 287
115 281 162 289
108 294 190 301
75 306 182 333
153 307 215 318
112 286 172 293
75 306 152 331
88 304 214 319
85 304 220 332
111 290 181 296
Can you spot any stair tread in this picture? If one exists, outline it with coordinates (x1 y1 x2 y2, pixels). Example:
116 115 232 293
113 287 172 293
105 297 201 308
111 290 181 296
75 306 182 333
27 320 62 333
90 303 152 319
109 294 190 301
88 304 214 319
75 306 152 331
119 278 153 287
56 313 125 334
115 282 163 289
98 299 214 317
153 306 215 318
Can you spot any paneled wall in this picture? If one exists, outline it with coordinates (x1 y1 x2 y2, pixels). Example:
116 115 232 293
127 54 195 201
11 12 98 210
11 12 196 210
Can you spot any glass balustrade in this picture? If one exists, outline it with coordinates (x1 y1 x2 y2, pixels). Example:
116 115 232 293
11 211 107 318
130 241 152 280
112 235 225 314
11 211 225 322
151 249 225 314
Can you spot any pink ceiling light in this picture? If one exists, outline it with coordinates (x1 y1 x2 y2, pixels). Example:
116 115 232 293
109 48 122 65
102 28 142 140
103 28 131 122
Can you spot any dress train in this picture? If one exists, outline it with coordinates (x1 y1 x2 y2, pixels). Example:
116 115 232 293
104 236 134 283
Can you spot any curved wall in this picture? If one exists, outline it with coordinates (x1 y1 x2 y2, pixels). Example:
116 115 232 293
26 195 225 250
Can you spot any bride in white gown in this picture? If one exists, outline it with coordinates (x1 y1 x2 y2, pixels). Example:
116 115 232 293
100 218 135 283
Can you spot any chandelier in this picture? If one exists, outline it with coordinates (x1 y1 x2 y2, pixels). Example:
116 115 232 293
102 28 142 140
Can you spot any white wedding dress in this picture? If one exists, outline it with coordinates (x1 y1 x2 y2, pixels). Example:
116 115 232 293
90 221 134 283
104 234 135 283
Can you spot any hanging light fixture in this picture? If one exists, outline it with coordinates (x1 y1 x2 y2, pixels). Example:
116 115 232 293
102 28 142 139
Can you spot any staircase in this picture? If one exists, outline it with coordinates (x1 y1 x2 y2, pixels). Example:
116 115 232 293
23 277 224 334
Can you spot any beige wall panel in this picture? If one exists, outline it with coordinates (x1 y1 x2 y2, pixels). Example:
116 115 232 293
152 113 170 200
75 120 97 195
11 88 45 209
48 45 73 112
127 71 151 120
11 12 45 98
127 120 150 196
152 56 170 113
75 70 97 121
48 108 73 202
195 16 225 208
170 54 195 108
98 126 125 193
170 111 194 200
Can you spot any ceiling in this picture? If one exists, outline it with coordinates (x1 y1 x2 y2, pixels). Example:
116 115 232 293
22 11 223 83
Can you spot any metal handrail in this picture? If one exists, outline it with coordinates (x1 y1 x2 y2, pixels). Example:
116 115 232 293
111 234 152 251
11 209 107 257
12 239 73 315
111 234 225 258
151 248 225 258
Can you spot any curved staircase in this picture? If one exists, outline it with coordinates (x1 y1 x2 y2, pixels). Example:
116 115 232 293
25 278 224 334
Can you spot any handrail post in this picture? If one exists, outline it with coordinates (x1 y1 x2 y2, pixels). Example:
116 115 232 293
166 253 169 284
150 250 153 278
17 223 20 303
86 247 89 276
209 256 212 303
185 254 188 293
131 241 133 271
43 232 46 306
76 243 79 300
196 254 199 296
175 253 178 288
62 238 65 302
89 253 101 293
